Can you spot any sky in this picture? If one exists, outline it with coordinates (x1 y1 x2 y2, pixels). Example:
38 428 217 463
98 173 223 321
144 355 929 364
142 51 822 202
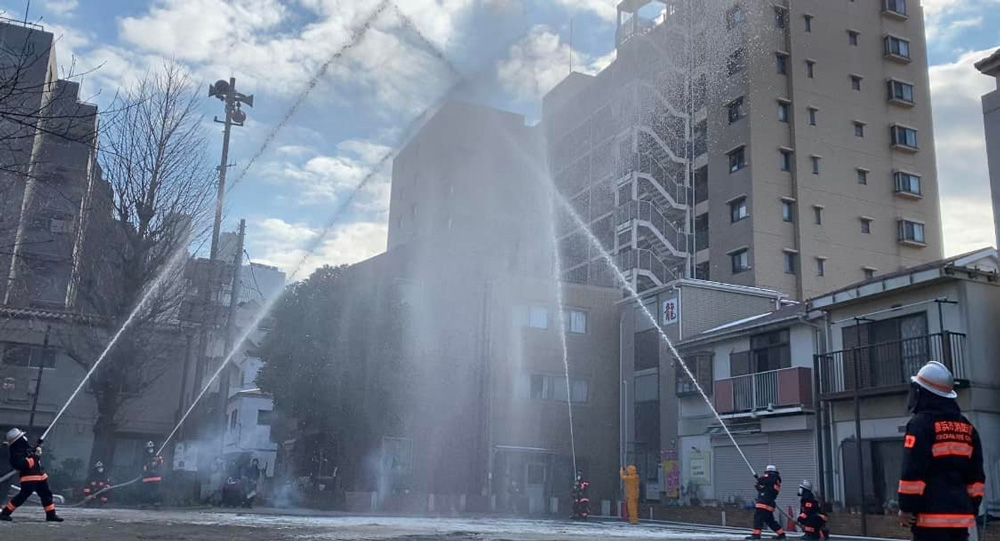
3 0 999 280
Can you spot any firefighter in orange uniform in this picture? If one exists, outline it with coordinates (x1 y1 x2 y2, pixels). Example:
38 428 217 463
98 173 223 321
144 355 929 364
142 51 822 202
83 461 111 506
898 361 984 541
748 465 785 540
620 465 639 525
142 441 165 508
0 428 63 522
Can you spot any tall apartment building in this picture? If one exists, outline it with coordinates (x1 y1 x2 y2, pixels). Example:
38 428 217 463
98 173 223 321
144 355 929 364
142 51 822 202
543 0 942 300
0 20 108 310
975 48 1000 249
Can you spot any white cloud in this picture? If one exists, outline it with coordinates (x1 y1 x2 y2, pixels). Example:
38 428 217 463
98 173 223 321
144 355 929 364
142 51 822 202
43 0 78 16
922 0 1000 49
929 48 998 254
263 139 392 205
552 0 616 21
496 25 614 102
249 217 388 278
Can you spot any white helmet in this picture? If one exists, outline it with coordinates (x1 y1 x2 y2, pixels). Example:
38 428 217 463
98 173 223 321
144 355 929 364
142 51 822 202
911 361 957 399
4 428 26 446
146 441 155 450
765 464 777 472
799 480 812 491
95 461 104 469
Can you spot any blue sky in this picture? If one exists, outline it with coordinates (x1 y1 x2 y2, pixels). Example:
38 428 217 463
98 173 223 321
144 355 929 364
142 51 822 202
4 0 999 278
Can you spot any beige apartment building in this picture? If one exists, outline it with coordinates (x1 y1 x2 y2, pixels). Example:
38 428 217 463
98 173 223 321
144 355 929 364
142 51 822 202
543 0 942 300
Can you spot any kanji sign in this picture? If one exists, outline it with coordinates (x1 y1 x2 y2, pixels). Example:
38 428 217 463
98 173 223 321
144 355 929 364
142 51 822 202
661 298 678 326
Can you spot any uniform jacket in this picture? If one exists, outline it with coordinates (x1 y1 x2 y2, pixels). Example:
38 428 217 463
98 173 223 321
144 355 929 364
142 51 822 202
797 489 828 531
898 393 985 529
754 471 782 511
8 438 47 483
142 454 165 483
84 470 111 495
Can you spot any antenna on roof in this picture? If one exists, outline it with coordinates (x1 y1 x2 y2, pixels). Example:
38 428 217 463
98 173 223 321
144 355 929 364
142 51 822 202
24 0 29 25
569 17 574 74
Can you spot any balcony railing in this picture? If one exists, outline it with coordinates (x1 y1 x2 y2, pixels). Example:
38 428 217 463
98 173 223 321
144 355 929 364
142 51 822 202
815 332 967 398
616 248 678 286
714 367 813 415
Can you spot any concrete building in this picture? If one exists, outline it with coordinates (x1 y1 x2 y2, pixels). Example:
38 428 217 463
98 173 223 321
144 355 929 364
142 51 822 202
0 20 109 310
543 0 942 301
975 48 1000 249
810 248 1000 515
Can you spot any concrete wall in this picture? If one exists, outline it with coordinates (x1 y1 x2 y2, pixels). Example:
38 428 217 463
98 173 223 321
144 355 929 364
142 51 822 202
982 77 1000 249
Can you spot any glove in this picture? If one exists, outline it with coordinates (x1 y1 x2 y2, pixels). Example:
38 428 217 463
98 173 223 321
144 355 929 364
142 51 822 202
33 446 43 457
898 511 916 528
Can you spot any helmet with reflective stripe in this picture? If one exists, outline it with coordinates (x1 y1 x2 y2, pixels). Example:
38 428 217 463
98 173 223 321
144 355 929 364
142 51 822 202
799 480 812 491
765 465 777 472
4 428 26 446
95 461 104 469
146 441 155 449
911 361 957 399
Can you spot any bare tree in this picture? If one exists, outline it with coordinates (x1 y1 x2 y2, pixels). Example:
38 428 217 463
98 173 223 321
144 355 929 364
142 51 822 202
63 64 214 466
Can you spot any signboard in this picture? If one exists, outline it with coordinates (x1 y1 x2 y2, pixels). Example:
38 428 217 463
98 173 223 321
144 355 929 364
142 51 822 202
662 449 680 499
661 298 679 326
173 442 198 472
689 449 710 485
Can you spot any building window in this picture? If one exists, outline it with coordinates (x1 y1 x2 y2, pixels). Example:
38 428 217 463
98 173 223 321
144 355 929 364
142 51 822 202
695 212 709 251
891 125 919 150
727 5 743 29
676 353 714 397
731 249 750 274
894 171 922 196
782 200 795 222
728 48 746 76
898 220 926 244
814 206 823 225
885 36 911 60
851 75 863 91
0 342 56 368
804 14 813 32
784 252 798 275
857 169 869 184
776 53 788 74
884 0 907 17
730 197 749 223
888 80 915 104
811 155 821 174
774 7 787 29
695 166 709 204
780 149 792 171
513 305 550 329
230 410 239 430
530 374 588 403
727 97 745 124
806 60 815 78
728 146 746 173
565 309 588 334
695 261 710 280
861 218 872 234
778 101 789 122
848 30 859 46
257 410 273 426
808 107 818 125
864 268 876 280
854 121 866 138
816 258 826 277
735 329 791 373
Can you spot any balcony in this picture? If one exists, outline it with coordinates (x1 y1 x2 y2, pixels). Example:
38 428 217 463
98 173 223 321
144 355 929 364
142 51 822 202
714 367 813 415
815 332 967 399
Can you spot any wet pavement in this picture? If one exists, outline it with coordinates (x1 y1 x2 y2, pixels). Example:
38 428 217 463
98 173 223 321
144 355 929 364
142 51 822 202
0 507 747 540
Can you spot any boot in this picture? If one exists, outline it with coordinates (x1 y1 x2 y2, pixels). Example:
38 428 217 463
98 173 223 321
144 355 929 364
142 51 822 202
774 534 786 540
0 513 11 522
46 511 64 522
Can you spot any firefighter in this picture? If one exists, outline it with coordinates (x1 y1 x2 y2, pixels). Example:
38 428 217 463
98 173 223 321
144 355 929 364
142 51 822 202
620 465 639 525
83 461 111 506
897 361 984 541
748 465 785 540
0 428 63 522
797 480 829 540
572 470 590 520
141 441 164 508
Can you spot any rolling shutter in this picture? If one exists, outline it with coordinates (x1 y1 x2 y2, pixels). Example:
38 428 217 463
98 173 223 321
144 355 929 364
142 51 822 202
769 431 817 514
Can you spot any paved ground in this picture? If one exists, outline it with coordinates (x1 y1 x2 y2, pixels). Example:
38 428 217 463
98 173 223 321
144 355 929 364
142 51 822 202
0 507 748 540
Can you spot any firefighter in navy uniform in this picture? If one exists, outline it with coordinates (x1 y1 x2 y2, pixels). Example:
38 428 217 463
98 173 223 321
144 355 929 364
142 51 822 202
898 361 984 541
571 471 590 520
83 461 111 506
748 465 785 540
142 441 165 508
797 480 829 540
0 428 63 522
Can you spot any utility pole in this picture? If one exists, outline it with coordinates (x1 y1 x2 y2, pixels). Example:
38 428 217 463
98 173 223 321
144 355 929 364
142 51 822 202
207 78 253 261
224 219 246 355
27 324 50 435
